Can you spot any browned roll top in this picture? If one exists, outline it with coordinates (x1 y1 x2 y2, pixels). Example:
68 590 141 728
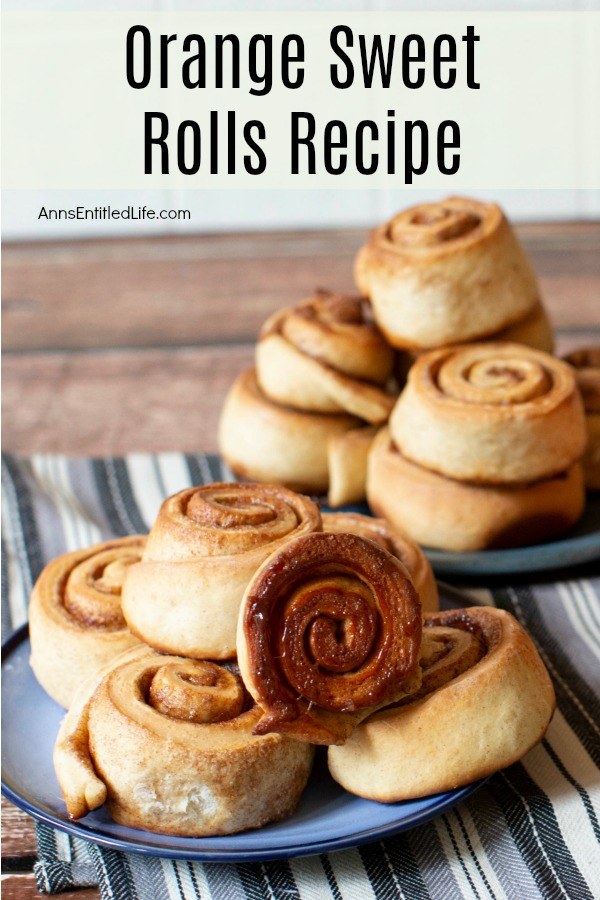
382 197 486 257
261 290 393 385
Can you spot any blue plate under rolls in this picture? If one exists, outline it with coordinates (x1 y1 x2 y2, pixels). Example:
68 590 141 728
332 495 600 577
1 613 484 863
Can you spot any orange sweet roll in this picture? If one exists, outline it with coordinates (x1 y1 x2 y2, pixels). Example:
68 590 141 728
390 343 587 484
328 607 555 801
121 483 321 659
256 291 395 424
355 197 541 349
321 512 438 612
563 347 600 490
54 646 313 836
237 531 423 745
368 428 585 552
29 536 146 708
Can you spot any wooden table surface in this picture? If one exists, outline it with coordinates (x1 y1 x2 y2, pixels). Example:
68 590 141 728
2 221 600 897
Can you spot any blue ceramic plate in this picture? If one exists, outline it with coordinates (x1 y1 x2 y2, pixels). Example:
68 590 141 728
1 616 484 862
332 495 600 577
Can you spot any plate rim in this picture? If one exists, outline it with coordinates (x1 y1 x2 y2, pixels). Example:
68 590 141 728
333 499 600 577
1 623 485 863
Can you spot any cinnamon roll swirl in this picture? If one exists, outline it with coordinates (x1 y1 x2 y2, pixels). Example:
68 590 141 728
322 512 438 612
237 532 422 745
355 197 540 349
257 291 395 424
391 343 586 483
563 347 600 490
54 647 313 835
328 607 555 801
29 536 145 708
122 483 320 659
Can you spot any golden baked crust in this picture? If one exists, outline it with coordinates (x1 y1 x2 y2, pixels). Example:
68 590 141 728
29 536 145 708
355 197 540 349
395 303 555 385
328 607 556 801
54 647 314 836
322 512 438 612
257 291 395 423
563 347 600 490
121 483 320 659
390 343 587 484
367 428 585 552
494 303 554 353
237 531 422 745
219 368 361 495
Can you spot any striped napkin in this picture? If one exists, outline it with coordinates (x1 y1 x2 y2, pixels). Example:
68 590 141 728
2 452 599 900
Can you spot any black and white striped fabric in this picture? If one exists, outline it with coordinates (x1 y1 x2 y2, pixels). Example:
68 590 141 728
2 452 599 900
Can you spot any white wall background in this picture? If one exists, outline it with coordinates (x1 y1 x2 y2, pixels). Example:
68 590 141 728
3 0 599 240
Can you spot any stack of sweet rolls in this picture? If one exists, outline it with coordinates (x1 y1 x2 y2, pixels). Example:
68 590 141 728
219 289 397 505
31 481 555 838
218 197 565 514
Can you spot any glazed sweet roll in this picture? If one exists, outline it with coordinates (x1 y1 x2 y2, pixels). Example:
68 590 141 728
54 647 314 836
328 607 555 801
355 197 541 349
237 531 423 745
29 536 145 708
322 512 438 612
563 347 600 490
122 483 320 659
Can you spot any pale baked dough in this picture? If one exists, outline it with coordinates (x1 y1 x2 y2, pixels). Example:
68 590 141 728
236 531 422 745
322 512 438 613
355 197 540 349
327 426 378 506
257 291 395 423
390 343 586 483
367 429 585 552
494 302 554 353
54 647 314 836
328 607 555 800
122 483 320 659
219 369 361 495
29 536 145 708
395 303 555 385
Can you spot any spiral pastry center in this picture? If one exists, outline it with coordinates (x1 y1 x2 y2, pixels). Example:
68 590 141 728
436 351 551 405
273 572 392 713
187 493 279 529
182 486 302 548
63 549 141 629
389 203 480 248
147 661 244 723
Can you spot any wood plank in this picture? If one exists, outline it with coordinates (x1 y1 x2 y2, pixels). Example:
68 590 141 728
2 344 253 456
2 333 598 457
1 799 37 856
1 875 99 899
3 223 599 352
